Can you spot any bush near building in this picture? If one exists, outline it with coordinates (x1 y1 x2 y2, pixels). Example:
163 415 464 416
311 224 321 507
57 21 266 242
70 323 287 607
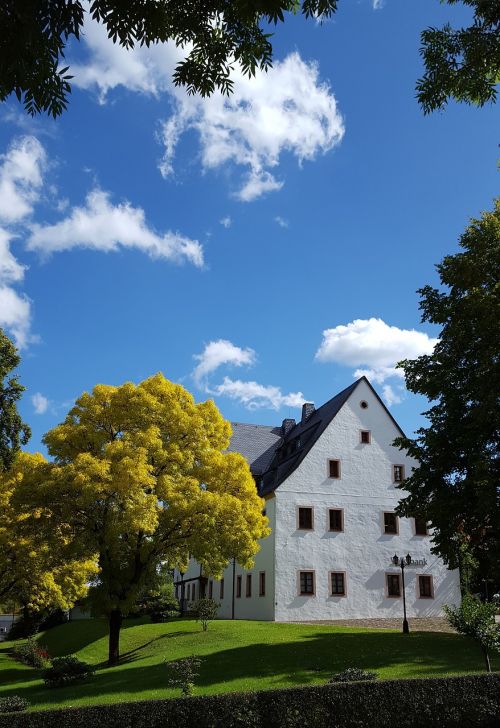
0 674 499 728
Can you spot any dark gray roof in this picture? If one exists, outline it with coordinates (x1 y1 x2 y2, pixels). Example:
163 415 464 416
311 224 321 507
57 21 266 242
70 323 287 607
228 377 406 497
227 422 282 475
259 378 360 496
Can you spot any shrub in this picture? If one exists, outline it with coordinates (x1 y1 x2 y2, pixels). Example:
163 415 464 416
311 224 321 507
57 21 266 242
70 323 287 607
43 656 95 688
1 674 500 728
166 656 203 697
149 607 179 623
444 593 500 672
0 696 30 713
193 598 220 631
329 667 377 683
12 637 50 668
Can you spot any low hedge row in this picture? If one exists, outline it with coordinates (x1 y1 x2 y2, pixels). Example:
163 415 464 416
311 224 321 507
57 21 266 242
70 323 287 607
1 674 500 728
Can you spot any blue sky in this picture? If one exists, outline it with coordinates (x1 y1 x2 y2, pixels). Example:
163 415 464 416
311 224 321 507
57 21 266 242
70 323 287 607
0 0 497 454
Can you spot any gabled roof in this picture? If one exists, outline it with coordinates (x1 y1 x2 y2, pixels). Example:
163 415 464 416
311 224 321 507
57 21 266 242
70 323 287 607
227 422 282 475
259 378 360 496
227 376 406 497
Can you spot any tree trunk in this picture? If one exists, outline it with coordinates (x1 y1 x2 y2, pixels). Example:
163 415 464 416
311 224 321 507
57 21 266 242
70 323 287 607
483 648 491 673
108 608 122 666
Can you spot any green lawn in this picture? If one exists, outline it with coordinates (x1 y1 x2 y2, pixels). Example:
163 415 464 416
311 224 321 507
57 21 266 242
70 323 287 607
0 618 496 712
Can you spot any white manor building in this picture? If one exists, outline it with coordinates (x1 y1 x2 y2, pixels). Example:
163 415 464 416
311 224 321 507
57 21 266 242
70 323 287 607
175 377 461 621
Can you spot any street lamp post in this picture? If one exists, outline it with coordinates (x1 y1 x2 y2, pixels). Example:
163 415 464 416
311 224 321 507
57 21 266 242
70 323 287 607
392 553 411 634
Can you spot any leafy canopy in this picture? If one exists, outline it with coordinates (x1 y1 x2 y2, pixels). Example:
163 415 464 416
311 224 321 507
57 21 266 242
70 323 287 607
1 1 498 117
417 0 500 113
395 198 500 582
33 373 269 661
0 328 30 472
0 452 97 612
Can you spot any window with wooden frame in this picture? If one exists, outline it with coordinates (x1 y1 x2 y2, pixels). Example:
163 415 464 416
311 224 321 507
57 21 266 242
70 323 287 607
383 512 398 534
386 573 401 598
220 578 225 600
246 574 252 597
414 517 429 536
259 571 266 597
418 575 434 598
208 580 213 599
299 570 315 596
360 430 371 444
330 572 346 596
393 465 405 483
328 508 343 532
298 506 314 530
328 459 341 478
236 575 242 598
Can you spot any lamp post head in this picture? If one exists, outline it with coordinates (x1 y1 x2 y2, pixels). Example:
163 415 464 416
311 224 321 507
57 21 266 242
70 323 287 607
392 554 399 566
405 553 412 565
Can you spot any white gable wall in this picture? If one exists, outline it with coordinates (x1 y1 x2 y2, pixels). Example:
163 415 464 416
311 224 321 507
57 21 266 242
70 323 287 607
274 378 461 621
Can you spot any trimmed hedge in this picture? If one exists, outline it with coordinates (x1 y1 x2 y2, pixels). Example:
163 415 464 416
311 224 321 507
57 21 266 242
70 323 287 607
1 674 499 728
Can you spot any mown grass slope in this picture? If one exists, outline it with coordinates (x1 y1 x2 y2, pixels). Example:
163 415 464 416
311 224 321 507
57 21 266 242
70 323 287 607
0 618 496 712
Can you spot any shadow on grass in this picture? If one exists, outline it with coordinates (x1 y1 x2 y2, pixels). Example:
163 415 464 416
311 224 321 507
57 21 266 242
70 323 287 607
0 629 495 710
98 631 200 667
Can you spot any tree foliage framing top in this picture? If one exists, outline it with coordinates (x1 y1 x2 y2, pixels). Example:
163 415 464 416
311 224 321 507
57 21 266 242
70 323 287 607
0 1 498 118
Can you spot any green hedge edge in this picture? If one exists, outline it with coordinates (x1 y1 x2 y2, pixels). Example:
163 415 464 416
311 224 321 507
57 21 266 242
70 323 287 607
2 674 500 728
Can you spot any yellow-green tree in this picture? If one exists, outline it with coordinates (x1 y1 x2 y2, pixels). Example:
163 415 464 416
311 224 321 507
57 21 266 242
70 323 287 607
0 452 97 615
40 373 269 664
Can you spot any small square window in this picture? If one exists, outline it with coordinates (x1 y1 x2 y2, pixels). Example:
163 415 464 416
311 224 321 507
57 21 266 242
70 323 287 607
393 465 405 483
220 578 225 600
329 459 341 478
387 573 401 597
415 518 429 536
246 574 252 598
299 571 315 596
329 509 343 532
259 571 266 597
384 512 398 534
298 507 314 530
236 575 242 598
418 575 433 598
330 572 346 596
360 430 371 444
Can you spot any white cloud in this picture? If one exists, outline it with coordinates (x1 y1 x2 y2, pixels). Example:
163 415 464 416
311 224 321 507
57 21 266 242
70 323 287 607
159 52 344 201
32 392 49 414
382 384 402 407
27 188 204 268
192 338 306 410
0 228 25 284
0 284 33 349
214 377 305 411
71 20 182 101
0 136 46 224
193 339 256 388
72 21 344 202
373 0 385 8
220 216 232 229
274 216 289 228
0 136 45 346
315 318 438 406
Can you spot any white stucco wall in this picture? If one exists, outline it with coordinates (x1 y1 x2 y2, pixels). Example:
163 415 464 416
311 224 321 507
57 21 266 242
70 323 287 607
177 496 276 621
274 379 461 621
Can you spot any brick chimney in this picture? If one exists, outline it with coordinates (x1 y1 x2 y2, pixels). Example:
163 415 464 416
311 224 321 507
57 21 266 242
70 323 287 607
281 418 296 436
301 402 315 424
